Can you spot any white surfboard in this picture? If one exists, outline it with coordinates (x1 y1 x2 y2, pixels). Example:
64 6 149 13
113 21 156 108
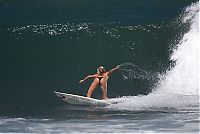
54 91 111 106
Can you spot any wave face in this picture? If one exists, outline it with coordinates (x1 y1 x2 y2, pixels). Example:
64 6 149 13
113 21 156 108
0 0 199 109
108 2 199 111
156 2 199 96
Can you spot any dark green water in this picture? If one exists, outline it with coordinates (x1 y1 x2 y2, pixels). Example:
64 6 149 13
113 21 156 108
0 0 196 108
0 0 199 133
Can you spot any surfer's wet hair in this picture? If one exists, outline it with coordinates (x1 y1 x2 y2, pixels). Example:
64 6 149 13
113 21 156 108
97 66 106 74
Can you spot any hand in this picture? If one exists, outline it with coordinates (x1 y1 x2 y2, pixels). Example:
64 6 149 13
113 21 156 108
116 65 120 69
79 80 84 83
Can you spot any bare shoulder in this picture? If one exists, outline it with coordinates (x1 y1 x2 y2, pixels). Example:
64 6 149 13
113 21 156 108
105 72 110 77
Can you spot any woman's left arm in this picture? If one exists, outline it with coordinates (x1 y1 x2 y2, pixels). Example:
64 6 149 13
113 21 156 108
107 65 120 76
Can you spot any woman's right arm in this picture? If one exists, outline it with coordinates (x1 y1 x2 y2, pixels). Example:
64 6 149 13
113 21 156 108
79 74 97 83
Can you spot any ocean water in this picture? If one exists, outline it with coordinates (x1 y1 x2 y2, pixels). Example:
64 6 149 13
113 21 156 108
0 0 199 133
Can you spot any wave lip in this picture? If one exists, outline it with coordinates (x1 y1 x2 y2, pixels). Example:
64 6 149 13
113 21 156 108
108 2 199 112
157 1 199 96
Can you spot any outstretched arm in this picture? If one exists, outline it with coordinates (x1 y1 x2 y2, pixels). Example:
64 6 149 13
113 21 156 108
79 74 97 83
107 65 120 76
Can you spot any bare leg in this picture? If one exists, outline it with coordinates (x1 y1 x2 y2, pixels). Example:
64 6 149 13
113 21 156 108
100 85 108 99
86 79 98 98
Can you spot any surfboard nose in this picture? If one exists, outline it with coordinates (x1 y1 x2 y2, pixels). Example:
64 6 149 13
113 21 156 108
54 91 66 99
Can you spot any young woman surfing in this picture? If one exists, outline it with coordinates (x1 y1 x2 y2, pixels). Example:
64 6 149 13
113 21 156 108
79 65 120 99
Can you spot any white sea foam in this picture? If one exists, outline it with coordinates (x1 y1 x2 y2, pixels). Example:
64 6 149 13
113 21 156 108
108 2 199 111
156 2 199 96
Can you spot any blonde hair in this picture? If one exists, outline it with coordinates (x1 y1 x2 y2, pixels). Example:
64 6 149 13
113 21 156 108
97 66 105 74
